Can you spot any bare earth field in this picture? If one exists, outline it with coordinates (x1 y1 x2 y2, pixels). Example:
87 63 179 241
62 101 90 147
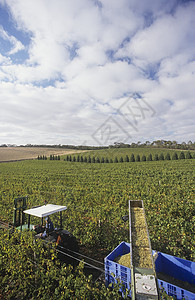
0 147 83 162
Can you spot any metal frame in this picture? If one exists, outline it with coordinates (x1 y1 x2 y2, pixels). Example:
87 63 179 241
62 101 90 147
129 200 159 300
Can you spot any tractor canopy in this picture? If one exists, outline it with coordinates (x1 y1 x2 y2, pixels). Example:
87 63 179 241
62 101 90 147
23 204 67 218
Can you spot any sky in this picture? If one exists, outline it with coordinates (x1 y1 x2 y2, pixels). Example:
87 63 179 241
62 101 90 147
0 0 194 146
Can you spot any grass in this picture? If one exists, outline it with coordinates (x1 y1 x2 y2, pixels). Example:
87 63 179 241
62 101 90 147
62 147 195 161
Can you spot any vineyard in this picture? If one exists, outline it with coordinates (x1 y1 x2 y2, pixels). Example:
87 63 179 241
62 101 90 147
0 148 194 298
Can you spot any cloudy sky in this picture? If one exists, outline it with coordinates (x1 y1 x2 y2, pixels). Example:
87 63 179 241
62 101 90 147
0 0 194 146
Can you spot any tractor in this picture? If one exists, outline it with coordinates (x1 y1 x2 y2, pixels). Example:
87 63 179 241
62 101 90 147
13 196 79 262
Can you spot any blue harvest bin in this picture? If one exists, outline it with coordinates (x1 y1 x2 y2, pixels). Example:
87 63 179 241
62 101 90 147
155 252 195 300
105 242 131 295
155 252 195 285
105 242 195 300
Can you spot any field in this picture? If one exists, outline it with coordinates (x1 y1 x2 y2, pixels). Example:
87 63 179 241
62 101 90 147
0 148 194 261
0 147 84 162
0 148 194 299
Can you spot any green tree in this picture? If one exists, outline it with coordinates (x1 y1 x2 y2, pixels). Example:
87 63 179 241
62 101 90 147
154 154 159 161
73 156 76 162
159 153 164 160
165 153 170 160
110 158 113 163
141 155 146 161
101 157 105 163
125 155 129 162
96 157 100 163
50 154 53 160
80 156 83 162
105 157 109 163
88 156 92 163
135 154 140 162
77 155 80 162
119 157 123 163
130 154 135 162
92 156 96 163
147 153 152 161
58 155 60 160
179 151 185 159
114 157 118 163
69 155 72 162
172 152 178 160
186 151 192 159
84 156 87 163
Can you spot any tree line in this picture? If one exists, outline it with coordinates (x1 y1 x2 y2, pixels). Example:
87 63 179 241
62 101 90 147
2 139 195 150
37 155 60 160
65 151 195 164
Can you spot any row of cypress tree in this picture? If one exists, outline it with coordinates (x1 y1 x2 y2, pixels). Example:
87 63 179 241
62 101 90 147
37 155 61 160
37 155 47 160
65 151 194 164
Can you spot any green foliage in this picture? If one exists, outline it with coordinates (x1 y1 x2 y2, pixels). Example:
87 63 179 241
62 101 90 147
119 157 123 163
0 230 124 299
179 152 185 159
130 154 135 162
0 150 195 298
62 148 195 165
186 152 192 159
114 157 118 163
159 153 164 160
172 152 178 160
147 154 152 161
165 153 170 160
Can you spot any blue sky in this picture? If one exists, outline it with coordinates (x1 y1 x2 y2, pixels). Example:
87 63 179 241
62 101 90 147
0 0 194 145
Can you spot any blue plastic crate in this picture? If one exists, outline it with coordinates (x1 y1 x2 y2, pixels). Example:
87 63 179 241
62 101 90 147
155 252 195 300
105 242 195 300
105 242 131 294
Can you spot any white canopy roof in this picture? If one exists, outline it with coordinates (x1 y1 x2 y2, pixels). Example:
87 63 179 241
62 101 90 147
23 204 67 218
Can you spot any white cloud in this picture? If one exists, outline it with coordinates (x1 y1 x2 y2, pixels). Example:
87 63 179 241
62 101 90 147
0 0 194 145
117 2 195 66
0 26 24 54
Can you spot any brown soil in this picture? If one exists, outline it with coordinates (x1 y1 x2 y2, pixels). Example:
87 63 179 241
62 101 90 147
0 147 86 162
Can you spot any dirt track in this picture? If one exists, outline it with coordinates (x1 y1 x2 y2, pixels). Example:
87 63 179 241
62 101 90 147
0 147 85 162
